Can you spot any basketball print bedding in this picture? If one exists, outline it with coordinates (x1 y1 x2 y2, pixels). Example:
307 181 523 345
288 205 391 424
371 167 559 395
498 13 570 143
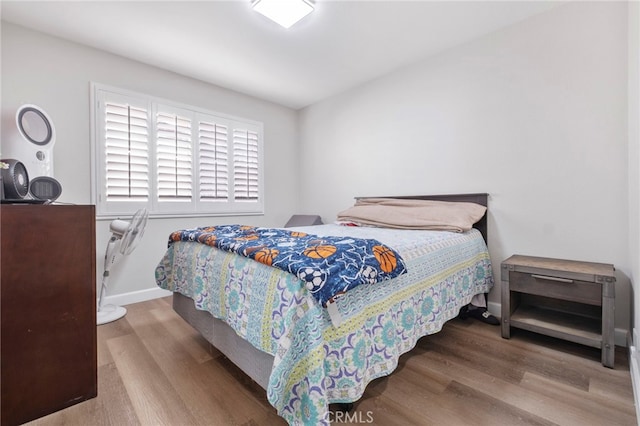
167 224 407 307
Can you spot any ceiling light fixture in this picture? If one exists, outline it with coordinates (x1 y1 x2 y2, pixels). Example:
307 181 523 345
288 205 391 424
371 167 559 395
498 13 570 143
252 0 314 29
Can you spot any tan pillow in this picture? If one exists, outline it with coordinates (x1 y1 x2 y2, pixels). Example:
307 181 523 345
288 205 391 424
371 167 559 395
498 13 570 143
337 198 486 232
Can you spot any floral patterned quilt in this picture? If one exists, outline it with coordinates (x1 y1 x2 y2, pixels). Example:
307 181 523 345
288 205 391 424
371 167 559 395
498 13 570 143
155 224 494 425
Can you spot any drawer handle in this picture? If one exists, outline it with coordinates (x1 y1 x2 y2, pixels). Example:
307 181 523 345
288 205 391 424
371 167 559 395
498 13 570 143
531 274 574 283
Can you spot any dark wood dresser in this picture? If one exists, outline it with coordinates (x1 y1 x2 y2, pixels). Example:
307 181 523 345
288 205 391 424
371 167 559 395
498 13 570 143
1 204 97 425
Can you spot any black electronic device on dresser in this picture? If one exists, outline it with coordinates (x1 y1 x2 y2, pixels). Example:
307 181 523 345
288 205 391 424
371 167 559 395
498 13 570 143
0 158 62 203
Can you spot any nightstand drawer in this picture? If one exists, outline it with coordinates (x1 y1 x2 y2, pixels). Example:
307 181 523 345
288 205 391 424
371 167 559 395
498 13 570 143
509 271 602 306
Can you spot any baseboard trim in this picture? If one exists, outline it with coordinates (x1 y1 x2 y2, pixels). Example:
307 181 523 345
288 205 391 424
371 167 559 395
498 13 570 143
617 327 631 348
102 287 173 307
488 300 501 319
630 330 640 423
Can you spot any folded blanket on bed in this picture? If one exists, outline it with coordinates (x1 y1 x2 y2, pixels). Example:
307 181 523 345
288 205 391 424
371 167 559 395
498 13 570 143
168 225 407 307
337 198 487 232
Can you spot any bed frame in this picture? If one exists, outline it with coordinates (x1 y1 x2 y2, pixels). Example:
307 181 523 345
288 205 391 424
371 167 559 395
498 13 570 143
172 193 489 391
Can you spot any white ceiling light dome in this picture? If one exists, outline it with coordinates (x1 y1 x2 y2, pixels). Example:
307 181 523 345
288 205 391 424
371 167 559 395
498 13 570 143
252 0 314 29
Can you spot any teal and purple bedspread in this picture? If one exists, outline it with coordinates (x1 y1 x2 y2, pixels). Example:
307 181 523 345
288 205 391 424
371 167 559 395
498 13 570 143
155 224 493 425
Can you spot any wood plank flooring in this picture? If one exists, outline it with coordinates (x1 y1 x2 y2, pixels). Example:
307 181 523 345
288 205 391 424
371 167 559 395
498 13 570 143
26 296 636 425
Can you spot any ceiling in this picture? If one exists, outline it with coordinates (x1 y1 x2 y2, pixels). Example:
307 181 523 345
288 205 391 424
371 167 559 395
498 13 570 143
1 1 562 110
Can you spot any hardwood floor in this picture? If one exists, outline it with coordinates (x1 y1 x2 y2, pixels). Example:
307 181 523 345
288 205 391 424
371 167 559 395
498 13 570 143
26 296 636 425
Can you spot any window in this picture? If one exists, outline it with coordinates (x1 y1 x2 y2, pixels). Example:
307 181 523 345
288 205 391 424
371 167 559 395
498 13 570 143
91 84 264 218
233 128 260 200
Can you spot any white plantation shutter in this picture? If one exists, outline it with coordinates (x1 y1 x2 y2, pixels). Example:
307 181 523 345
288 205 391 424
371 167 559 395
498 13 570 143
104 101 150 201
156 110 192 200
199 120 228 200
233 128 259 200
92 84 263 217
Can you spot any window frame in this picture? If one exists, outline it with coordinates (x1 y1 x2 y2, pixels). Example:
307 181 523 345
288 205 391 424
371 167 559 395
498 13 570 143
90 83 265 219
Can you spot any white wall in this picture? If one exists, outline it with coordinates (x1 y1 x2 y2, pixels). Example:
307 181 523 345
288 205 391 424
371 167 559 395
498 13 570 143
298 2 632 339
1 22 299 301
630 1 640 337
628 1 640 410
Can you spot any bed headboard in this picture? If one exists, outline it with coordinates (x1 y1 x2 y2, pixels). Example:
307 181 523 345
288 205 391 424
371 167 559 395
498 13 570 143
354 193 489 243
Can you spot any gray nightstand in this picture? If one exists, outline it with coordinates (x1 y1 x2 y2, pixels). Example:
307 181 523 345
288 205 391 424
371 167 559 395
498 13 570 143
501 255 616 368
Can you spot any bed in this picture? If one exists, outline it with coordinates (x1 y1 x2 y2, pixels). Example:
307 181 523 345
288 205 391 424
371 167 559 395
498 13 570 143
155 193 494 425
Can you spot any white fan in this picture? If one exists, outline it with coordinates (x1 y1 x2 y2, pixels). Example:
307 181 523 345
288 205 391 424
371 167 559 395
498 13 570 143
97 208 149 326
